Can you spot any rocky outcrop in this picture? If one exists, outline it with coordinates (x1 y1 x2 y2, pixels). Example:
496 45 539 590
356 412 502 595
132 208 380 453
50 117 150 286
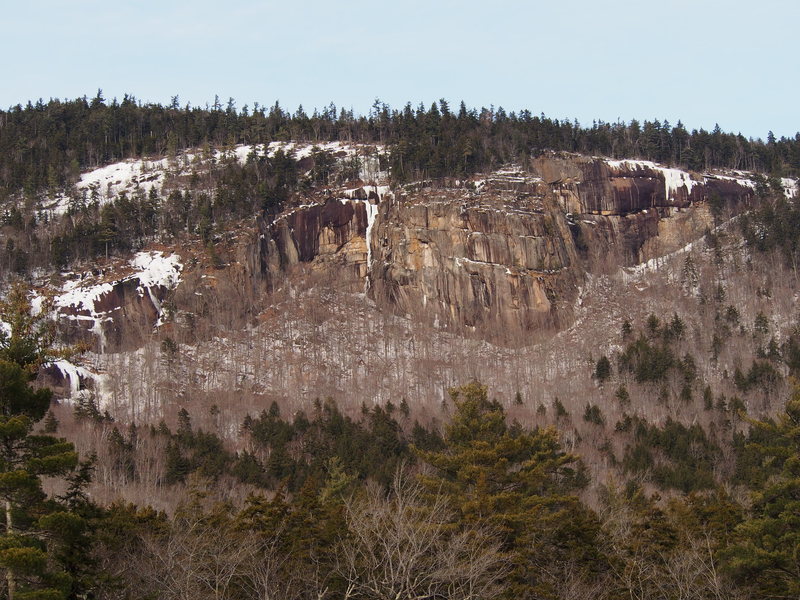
53 251 182 352
533 154 756 266
247 197 378 292
234 155 761 339
368 186 582 335
57 276 163 349
241 185 583 336
535 153 755 214
38 360 95 399
46 155 764 350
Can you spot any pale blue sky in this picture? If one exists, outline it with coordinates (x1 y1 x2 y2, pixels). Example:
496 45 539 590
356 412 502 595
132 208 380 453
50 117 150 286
3 0 797 139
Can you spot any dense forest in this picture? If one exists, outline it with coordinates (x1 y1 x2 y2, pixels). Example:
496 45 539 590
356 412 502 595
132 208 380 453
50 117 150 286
2 282 800 599
2 92 800 198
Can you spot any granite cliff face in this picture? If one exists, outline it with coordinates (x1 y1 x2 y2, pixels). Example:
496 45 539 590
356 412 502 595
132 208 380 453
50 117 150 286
40 153 764 359
242 154 758 338
250 194 378 291
368 178 581 334
49 251 183 351
34 151 783 405
533 154 756 268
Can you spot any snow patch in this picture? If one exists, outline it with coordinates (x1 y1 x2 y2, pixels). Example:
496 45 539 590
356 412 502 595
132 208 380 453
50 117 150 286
340 184 393 202
781 178 798 199
703 172 756 189
44 156 171 216
50 251 183 347
623 238 699 279
622 214 743 281
53 359 94 396
56 280 115 314
605 159 696 202
30 295 45 316
270 203 317 226
41 141 388 217
130 251 183 291
130 251 182 327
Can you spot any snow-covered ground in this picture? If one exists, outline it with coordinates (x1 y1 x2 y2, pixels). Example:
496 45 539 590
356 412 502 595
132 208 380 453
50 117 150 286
37 251 183 399
41 156 171 216
39 142 389 217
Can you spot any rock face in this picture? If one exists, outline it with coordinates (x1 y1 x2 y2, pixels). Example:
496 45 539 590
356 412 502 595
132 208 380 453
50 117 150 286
46 155 762 353
238 155 758 339
253 198 375 289
368 183 581 335
533 154 756 267
52 251 182 352
57 276 164 349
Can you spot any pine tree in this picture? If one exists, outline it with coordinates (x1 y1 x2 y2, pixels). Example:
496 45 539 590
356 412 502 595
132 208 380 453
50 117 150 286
0 284 88 600
595 355 612 383
722 385 800 598
415 381 601 597
41 412 58 434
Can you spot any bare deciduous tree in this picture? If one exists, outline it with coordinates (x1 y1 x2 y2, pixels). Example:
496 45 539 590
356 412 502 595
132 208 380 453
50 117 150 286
337 470 509 600
135 507 254 600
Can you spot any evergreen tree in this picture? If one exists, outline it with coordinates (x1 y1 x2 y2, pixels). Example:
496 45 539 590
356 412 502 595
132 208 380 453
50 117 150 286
594 355 612 383
723 385 800 598
416 381 601 598
0 284 91 600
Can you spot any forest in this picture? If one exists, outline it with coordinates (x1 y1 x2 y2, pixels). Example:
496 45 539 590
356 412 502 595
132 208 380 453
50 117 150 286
1 92 799 198
0 94 799 599
0 279 798 599
0 310 800 599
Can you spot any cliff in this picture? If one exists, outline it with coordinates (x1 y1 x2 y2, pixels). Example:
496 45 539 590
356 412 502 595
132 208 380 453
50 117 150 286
31 150 788 409
240 154 757 338
39 152 765 358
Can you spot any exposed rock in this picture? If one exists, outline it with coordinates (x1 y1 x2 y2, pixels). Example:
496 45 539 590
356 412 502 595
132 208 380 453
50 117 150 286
38 360 95 399
57 276 171 350
369 187 581 336
224 154 761 340
52 251 182 352
247 197 378 293
45 154 763 350
534 154 755 266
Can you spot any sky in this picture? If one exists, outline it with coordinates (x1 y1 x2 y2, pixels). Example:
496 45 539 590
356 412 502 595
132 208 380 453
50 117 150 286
2 0 798 140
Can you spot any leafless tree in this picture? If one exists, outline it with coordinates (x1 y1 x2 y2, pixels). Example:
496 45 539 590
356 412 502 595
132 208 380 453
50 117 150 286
336 470 509 600
656 534 745 600
134 508 255 600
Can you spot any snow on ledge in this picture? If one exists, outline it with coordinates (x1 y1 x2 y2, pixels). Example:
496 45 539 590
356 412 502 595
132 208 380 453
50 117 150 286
605 159 697 201
53 359 94 396
130 251 183 291
50 251 183 348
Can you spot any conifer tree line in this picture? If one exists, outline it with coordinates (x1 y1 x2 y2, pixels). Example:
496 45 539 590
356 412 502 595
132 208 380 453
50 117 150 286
2 93 800 278
1 92 799 198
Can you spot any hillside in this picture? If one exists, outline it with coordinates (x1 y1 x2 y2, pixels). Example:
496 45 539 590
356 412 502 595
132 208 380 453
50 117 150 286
10 139 796 488
2 101 800 599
